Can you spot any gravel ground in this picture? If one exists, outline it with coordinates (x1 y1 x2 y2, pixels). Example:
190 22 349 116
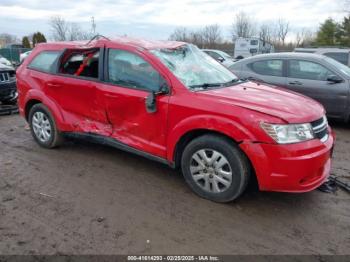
0 114 349 255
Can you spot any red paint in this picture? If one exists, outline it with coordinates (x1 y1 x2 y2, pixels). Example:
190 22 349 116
16 38 335 193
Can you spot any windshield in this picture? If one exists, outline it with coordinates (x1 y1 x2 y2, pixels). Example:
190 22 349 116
216 50 232 59
150 44 238 90
324 56 350 77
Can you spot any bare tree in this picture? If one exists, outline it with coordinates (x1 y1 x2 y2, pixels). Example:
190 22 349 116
50 16 68 41
0 33 18 45
295 28 315 47
68 23 81 41
189 30 205 48
276 19 290 46
202 24 222 48
259 24 274 44
50 15 97 41
169 27 189 42
231 12 256 40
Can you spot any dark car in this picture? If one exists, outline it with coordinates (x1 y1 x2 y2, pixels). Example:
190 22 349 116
230 53 350 122
0 63 17 105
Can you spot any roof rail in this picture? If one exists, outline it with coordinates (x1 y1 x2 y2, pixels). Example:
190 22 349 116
83 34 111 46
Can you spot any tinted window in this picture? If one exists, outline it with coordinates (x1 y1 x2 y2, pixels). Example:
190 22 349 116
206 51 222 61
108 49 164 92
250 60 283 76
250 40 258 45
60 49 99 78
324 52 349 66
28 51 60 73
288 60 333 81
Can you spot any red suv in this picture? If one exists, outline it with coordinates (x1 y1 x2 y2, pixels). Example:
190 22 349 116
16 37 334 202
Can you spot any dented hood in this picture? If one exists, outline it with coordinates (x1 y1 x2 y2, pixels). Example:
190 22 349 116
200 81 325 123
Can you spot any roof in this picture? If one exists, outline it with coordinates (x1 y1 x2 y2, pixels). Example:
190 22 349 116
38 36 187 50
240 52 328 61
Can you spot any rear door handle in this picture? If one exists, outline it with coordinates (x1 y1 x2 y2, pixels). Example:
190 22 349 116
289 81 302 85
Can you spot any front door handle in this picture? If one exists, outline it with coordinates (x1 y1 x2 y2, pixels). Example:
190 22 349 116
289 81 302 85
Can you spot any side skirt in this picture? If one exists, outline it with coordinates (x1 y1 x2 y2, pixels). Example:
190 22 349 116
63 132 174 168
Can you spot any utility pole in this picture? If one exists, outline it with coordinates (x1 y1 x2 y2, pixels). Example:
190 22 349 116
91 16 96 35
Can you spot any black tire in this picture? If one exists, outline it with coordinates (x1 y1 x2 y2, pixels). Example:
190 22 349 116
181 134 251 202
28 104 63 148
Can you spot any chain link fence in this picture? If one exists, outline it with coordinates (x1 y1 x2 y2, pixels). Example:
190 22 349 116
0 48 32 65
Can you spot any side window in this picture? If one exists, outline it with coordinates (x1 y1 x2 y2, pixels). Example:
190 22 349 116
324 52 349 66
60 49 99 79
208 52 222 61
108 49 164 92
250 40 258 46
28 51 60 73
288 60 333 81
249 60 283 77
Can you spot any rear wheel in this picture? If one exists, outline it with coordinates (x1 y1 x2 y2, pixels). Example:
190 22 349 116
28 104 63 148
181 134 251 202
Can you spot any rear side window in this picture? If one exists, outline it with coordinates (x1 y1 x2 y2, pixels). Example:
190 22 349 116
60 49 99 79
28 51 60 73
323 52 349 66
249 60 283 76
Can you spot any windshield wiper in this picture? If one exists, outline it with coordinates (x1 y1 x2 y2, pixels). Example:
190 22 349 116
189 83 224 89
222 78 242 86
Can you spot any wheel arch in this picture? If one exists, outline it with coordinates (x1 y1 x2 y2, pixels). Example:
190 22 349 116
168 115 256 168
24 90 65 130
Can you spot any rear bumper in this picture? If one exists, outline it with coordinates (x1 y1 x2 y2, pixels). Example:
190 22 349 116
240 128 335 193
0 81 17 102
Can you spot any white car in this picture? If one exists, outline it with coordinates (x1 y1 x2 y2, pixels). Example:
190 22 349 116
202 49 236 68
0 55 13 67
20 51 32 63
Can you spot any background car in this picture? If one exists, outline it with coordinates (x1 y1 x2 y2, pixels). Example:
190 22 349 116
202 49 235 67
0 55 13 67
0 62 17 105
229 52 350 122
294 47 350 67
20 50 32 63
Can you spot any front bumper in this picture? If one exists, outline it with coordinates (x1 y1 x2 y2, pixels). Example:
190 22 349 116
0 81 17 102
240 128 335 193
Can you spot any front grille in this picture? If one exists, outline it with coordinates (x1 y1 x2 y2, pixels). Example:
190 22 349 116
311 116 329 142
0 72 10 82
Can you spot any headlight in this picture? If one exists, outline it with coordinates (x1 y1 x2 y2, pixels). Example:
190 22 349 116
261 122 314 144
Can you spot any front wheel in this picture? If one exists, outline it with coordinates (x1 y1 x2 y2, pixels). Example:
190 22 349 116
28 104 63 148
181 134 251 202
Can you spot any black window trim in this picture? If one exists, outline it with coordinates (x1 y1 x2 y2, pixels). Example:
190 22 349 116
286 58 342 82
104 47 171 94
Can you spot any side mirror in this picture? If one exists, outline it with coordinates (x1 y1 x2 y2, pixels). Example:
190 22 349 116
327 75 343 84
145 82 169 113
217 57 225 63
146 91 157 113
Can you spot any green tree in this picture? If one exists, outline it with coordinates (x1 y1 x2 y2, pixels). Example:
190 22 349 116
22 36 31 48
315 18 340 46
338 16 350 46
32 32 47 46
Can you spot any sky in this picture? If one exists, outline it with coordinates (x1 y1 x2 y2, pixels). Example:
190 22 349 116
0 0 347 42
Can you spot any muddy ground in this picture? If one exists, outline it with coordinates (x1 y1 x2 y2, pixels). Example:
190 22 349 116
0 114 349 255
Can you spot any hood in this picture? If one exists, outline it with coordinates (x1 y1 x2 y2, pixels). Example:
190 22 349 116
0 59 14 70
199 81 324 123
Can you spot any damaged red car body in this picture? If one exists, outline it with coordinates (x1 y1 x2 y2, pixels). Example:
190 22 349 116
16 37 335 202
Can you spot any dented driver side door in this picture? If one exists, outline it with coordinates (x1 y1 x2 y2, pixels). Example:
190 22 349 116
98 46 170 158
